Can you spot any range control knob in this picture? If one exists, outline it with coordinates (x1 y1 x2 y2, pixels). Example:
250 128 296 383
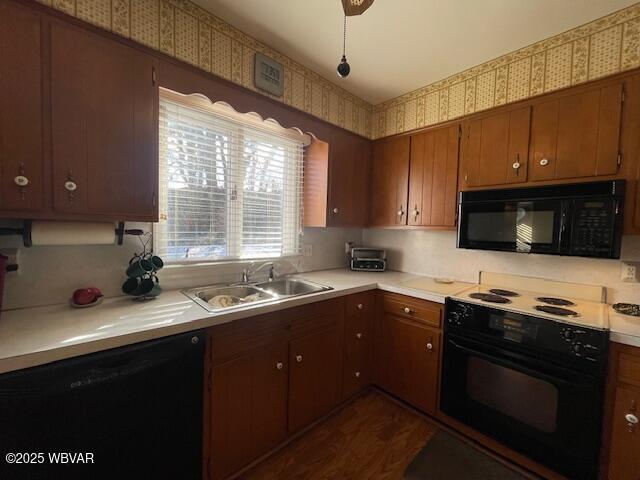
561 328 575 341
571 343 583 356
449 312 461 325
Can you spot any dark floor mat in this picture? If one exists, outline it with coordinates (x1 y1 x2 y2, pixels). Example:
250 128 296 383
404 431 528 480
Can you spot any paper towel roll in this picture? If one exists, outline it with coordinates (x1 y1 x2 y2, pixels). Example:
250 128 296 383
30 221 117 246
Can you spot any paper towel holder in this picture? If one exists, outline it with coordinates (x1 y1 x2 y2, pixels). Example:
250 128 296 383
0 220 144 247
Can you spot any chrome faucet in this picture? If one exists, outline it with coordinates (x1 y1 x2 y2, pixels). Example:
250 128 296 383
241 261 275 284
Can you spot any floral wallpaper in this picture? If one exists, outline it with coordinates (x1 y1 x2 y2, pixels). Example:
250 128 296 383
36 1 640 140
371 3 640 139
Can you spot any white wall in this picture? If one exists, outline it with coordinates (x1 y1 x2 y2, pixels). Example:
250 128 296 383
362 229 640 304
0 221 360 310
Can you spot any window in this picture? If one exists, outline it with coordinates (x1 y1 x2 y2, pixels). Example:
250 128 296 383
155 90 307 263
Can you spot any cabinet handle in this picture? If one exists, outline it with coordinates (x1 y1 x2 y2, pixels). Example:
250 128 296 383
513 153 520 172
64 180 77 192
14 175 29 187
402 306 415 315
426 342 434 351
276 361 284 370
412 205 419 220
295 354 303 363
540 158 549 166
397 206 405 217
626 413 639 425
464 172 469 183
357 303 364 310
332 207 339 214
356 332 363 339
354 371 361 378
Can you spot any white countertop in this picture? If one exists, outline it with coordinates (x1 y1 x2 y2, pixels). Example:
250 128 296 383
0 269 472 375
609 308 640 348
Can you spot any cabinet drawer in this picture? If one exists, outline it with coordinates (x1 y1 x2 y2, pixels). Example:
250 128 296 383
382 293 443 328
345 291 375 316
343 349 370 399
344 314 370 356
618 351 640 388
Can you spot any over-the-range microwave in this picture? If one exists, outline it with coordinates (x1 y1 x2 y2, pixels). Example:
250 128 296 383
457 180 625 259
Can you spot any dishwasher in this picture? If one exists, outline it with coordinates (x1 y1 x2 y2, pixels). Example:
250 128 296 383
0 330 206 480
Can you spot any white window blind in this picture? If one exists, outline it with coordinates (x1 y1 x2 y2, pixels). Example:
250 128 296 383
155 91 306 263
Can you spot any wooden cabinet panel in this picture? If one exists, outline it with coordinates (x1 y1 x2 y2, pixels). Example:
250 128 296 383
375 313 440 414
461 107 530 187
210 342 288 480
0 1 44 213
408 125 459 227
381 292 443 329
342 291 374 399
327 131 371 227
370 136 410 226
289 325 342 432
608 386 640 480
530 84 623 181
342 349 370 399
50 22 158 220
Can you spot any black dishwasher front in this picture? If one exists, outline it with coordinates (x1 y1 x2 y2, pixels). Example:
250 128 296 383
0 330 206 480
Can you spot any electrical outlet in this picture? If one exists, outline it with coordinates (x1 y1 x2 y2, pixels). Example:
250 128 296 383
0 248 20 274
621 262 638 282
345 241 354 255
303 244 313 257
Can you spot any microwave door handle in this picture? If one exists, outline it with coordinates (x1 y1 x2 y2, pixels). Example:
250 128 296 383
447 339 583 387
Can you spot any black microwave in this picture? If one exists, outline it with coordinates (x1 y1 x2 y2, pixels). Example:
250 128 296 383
457 180 625 259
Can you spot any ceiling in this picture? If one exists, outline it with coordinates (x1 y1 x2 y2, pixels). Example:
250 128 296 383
193 0 638 105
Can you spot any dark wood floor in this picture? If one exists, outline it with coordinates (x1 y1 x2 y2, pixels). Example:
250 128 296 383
242 390 438 480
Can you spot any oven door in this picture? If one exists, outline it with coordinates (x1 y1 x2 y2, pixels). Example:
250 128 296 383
440 333 603 479
457 199 565 254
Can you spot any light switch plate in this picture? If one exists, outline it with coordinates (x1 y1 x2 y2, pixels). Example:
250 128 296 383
303 244 313 257
621 262 638 282
0 248 20 274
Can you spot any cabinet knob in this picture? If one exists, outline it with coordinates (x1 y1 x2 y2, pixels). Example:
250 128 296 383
512 162 521 170
276 361 284 370
413 208 420 219
356 332 363 339
397 205 405 217
354 371 361 378
332 207 339 214
64 180 78 192
14 175 29 187
402 306 414 315
540 158 549 166
626 413 639 425
295 354 303 363
426 342 434 350
357 303 364 310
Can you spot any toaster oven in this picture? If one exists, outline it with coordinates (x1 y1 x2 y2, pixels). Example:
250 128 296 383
350 248 386 272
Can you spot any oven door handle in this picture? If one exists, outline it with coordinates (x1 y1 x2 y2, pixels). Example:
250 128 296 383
447 338 588 388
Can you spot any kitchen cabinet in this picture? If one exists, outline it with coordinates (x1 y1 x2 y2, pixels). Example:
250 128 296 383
289 324 343 432
50 21 158 220
460 106 530 187
210 342 288 480
529 83 623 182
408 125 460 227
374 293 442 414
0 0 45 214
369 136 410 226
342 292 375 399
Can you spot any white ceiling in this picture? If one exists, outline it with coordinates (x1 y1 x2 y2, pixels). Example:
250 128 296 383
193 0 637 104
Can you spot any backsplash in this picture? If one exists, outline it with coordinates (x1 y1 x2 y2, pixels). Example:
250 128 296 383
36 0 372 137
0 222 360 310
371 3 640 139
362 229 640 304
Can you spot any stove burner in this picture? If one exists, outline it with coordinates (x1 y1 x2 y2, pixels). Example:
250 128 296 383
535 305 579 317
488 288 520 297
613 303 640 317
469 293 511 304
535 297 576 306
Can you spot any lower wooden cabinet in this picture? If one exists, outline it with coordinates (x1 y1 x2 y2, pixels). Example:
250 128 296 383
210 341 288 480
342 292 375 399
374 293 442 415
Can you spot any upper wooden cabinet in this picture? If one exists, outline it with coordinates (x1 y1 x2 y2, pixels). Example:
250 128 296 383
460 106 531 188
0 1 45 213
529 83 623 182
370 136 410 227
408 125 460 227
50 22 158 220
303 131 371 228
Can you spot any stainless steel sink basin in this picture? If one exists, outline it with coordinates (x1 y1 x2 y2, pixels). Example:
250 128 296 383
182 277 332 313
253 278 331 297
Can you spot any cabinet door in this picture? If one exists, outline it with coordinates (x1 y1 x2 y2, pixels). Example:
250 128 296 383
376 314 440 414
210 342 288 480
369 136 410 226
530 84 623 181
408 125 459 227
608 386 640 480
0 1 44 213
289 326 342 432
50 22 158 220
461 107 530 187
327 131 371 227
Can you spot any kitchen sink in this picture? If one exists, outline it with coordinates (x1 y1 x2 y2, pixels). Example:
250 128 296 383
182 277 332 313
